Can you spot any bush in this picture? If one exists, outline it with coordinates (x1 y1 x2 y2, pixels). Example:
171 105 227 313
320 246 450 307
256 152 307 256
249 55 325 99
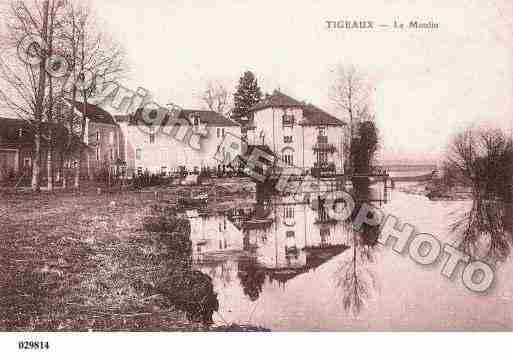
141 204 218 325
157 269 219 324
156 232 192 264
133 170 169 189
143 215 190 235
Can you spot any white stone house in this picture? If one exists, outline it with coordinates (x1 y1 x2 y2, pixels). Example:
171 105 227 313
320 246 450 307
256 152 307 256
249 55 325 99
243 90 347 175
116 109 241 176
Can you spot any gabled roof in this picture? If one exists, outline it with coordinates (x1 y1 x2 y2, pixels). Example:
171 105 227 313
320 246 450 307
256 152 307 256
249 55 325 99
265 244 349 284
126 108 240 128
113 115 131 123
66 99 117 126
248 90 304 112
0 117 85 148
248 90 346 127
178 109 240 127
301 104 346 127
0 117 30 130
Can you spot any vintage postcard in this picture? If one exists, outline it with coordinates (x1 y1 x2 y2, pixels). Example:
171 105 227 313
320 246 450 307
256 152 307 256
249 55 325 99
0 0 512 354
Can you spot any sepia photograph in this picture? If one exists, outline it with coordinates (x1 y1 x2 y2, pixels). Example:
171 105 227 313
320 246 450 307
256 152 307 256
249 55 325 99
0 0 512 356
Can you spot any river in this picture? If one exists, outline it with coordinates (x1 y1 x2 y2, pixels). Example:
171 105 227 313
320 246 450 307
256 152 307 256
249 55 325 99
188 185 513 330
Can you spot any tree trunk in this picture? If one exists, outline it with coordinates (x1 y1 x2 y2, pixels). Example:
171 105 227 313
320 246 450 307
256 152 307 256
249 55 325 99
74 153 81 188
47 149 53 191
62 167 67 189
32 0 49 192
61 153 66 189
31 134 41 191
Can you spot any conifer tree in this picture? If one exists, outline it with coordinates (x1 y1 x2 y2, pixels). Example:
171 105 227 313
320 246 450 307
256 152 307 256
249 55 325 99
232 71 262 120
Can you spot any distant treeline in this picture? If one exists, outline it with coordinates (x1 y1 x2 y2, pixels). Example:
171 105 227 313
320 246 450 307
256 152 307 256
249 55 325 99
380 164 437 172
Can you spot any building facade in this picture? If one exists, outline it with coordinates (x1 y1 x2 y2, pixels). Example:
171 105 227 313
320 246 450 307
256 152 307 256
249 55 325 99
2 91 344 183
117 109 241 176
243 90 347 175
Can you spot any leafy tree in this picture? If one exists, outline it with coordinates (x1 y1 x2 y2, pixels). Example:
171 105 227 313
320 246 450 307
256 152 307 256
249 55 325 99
232 71 262 119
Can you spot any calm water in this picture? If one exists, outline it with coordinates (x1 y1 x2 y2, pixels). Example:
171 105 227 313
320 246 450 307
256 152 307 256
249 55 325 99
189 187 513 330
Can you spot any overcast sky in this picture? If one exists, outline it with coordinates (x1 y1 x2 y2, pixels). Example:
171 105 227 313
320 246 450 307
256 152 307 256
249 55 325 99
92 0 513 163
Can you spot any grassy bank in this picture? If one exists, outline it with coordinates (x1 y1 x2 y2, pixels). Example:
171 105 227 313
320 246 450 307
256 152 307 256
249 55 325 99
0 188 217 331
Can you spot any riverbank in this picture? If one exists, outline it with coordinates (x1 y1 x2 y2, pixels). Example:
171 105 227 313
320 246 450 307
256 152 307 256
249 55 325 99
393 180 472 201
0 185 265 331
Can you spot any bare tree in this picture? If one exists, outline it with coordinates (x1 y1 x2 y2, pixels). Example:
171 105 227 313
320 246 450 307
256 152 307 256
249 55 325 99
0 0 125 190
58 1 126 188
0 0 68 191
200 80 231 115
329 64 373 172
445 127 513 197
444 126 513 260
330 65 372 137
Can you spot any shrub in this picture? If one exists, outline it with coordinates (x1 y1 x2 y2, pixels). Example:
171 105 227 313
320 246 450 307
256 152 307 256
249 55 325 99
157 268 219 324
133 170 169 189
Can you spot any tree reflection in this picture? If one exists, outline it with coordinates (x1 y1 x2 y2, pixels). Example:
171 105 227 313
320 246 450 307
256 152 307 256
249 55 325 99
335 180 379 315
335 225 378 315
237 259 267 301
205 261 234 288
445 127 513 262
451 196 513 262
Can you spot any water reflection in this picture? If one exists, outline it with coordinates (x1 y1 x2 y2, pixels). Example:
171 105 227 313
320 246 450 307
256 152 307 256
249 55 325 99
451 195 513 262
187 181 385 317
334 181 380 314
190 200 353 294
185 181 513 330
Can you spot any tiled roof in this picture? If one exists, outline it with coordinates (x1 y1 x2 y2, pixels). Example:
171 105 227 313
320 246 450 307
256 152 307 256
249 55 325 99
248 90 346 127
0 117 30 130
113 115 131 123
66 99 117 126
0 117 83 146
178 109 240 127
248 90 304 112
301 104 346 127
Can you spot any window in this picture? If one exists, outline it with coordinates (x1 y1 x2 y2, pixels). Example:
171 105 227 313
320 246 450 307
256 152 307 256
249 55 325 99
96 147 100 161
320 228 330 243
317 127 328 144
23 157 31 168
217 128 221 138
149 133 155 144
319 152 328 164
282 151 294 166
282 114 295 127
284 206 294 218
96 132 100 142
284 135 293 143
18 128 23 138
318 135 328 144
222 128 225 137
110 148 114 161
286 230 295 238
136 148 142 160
109 132 114 145
161 166 167 175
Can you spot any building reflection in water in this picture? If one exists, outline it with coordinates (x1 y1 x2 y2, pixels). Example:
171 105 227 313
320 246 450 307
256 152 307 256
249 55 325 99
189 199 353 301
189 182 382 313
